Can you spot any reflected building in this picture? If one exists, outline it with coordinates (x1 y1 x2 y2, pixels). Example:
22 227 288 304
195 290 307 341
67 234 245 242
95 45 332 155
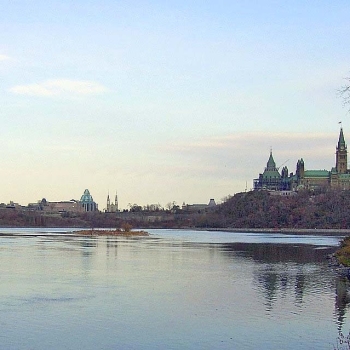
294 270 305 304
218 242 338 315
257 269 279 311
335 276 350 331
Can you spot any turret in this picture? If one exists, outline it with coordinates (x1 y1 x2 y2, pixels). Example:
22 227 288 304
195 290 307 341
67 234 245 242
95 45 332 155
296 159 304 179
281 166 289 178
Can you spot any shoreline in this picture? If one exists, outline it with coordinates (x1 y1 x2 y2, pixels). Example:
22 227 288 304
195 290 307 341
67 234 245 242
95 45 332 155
202 227 350 236
0 226 348 237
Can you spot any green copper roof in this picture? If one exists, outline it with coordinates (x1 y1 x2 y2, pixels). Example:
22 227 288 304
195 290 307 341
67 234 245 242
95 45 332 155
263 151 281 179
338 128 346 149
262 151 280 179
262 170 281 179
304 170 330 178
80 189 94 203
266 151 276 169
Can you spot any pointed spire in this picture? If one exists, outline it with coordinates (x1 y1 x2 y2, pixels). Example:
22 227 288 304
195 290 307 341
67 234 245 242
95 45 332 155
338 127 346 149
115 190 118 211
266 150 276 170
107 191 110 210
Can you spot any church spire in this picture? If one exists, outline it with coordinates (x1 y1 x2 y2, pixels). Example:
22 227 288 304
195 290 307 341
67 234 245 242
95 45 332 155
115 191 118 212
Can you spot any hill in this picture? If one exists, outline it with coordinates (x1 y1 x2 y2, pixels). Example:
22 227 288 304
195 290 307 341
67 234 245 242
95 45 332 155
199 190 350 229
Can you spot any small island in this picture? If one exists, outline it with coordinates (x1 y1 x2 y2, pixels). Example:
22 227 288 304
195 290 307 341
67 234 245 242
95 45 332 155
74 222 149 237
75 229 149 236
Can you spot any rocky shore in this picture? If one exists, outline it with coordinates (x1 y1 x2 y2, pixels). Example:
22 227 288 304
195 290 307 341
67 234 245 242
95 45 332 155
327 236 350 278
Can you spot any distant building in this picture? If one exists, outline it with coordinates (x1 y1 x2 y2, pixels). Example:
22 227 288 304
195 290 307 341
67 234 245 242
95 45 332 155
38 198 84 213
106 191 118 212
254 128 350 192
182 199 216 213
5 201 22 209
268 190 297 197
30 190 98 213
80 189 98 212
254 151 287 191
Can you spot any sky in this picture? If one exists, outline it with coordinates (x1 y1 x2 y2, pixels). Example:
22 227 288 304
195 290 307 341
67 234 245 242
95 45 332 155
1 0 350 209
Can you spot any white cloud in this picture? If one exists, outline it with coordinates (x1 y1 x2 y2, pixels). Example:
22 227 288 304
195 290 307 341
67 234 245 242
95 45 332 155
0 54 10 61
9 79 108 96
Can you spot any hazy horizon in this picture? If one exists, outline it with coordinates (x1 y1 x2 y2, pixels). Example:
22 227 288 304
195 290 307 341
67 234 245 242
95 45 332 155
1 1 350 208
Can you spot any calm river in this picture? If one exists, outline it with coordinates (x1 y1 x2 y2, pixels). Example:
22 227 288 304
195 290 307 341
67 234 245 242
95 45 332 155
0 228 348 349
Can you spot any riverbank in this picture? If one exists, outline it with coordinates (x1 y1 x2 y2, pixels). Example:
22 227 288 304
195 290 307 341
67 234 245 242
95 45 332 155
334 236 350 267
204 227 350 236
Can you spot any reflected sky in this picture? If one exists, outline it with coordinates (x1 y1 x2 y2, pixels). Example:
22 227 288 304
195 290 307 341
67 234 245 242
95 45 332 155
147 229 342 246
0 228 347 349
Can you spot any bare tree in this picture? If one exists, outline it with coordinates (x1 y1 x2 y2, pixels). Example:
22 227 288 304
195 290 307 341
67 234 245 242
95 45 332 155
339 77 350 111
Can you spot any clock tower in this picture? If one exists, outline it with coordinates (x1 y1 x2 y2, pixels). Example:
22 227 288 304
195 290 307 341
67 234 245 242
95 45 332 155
336 127 348 174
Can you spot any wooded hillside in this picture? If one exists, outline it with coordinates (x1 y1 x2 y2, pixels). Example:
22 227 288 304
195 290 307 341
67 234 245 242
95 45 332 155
198 190 350 229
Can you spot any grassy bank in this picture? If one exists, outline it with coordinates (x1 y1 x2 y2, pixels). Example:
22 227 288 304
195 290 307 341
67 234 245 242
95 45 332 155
336 237 350 266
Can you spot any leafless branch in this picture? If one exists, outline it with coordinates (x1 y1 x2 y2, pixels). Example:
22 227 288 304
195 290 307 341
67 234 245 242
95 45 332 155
338 77 350 111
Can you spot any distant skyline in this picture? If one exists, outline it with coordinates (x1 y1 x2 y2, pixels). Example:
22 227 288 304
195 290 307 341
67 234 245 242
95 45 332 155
1 1 350 209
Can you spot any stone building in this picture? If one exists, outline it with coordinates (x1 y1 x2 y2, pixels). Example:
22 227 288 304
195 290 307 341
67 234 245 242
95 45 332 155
330 127 350 189
181 199 216 213
253 151 289 191
106 191 119 212
254 128 350 191
38 199 84 213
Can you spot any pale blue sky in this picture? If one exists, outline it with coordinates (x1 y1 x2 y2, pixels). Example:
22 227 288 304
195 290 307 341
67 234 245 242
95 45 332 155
0 1 349 208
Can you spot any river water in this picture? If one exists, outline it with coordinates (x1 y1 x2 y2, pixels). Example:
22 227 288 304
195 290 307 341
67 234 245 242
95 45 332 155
0 228 348 349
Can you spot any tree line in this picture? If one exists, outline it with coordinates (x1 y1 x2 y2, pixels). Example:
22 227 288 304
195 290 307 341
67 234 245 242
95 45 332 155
1 189 350 229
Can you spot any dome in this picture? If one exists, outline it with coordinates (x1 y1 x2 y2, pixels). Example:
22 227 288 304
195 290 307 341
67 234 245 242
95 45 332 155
80 189 94 203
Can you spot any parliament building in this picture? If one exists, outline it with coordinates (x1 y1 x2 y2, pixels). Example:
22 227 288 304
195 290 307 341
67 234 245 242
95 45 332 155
254 128 350 192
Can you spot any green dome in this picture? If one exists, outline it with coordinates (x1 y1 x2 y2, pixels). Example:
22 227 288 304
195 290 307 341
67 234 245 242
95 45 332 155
80 189 94 203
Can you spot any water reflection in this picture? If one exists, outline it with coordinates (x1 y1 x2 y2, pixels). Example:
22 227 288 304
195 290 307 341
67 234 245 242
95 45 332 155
218 241 350 335
335 277 350 330
71 235 348 329
220 242 334 263
0 230 348 350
